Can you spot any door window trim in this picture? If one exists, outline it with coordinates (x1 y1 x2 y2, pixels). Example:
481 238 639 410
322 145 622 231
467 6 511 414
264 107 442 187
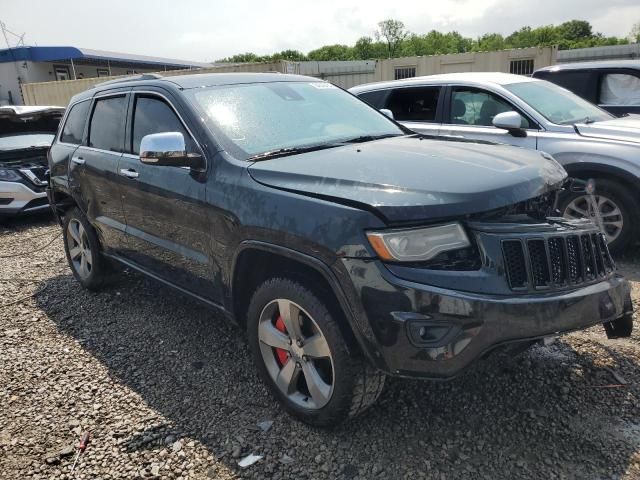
443 84 541 131
123 90 206 171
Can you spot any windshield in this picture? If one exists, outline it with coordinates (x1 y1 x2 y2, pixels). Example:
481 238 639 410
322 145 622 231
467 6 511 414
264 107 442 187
504 80 613 125
186 81 404 159
0 133 55 151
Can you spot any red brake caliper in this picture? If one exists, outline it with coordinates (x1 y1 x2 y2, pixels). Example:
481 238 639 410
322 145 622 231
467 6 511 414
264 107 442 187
274 316 290 367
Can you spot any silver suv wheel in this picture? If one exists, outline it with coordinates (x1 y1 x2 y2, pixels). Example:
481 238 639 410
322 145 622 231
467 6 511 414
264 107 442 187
66 218 93 279
258 298 334 409
563 194 623 244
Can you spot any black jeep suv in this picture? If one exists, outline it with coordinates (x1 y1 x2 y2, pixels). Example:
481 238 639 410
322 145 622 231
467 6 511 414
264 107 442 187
48 73 634 426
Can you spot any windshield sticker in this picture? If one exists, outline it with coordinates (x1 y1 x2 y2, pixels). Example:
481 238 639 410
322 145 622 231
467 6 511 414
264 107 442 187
310 83 337 89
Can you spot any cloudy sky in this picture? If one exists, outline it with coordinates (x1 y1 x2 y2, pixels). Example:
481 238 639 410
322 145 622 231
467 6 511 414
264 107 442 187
2 0 639 62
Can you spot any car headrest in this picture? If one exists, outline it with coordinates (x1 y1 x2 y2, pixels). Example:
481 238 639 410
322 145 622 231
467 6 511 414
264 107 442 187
452 98 466 117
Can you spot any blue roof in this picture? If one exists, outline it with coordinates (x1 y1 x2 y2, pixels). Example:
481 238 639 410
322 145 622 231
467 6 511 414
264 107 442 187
0 46 210 69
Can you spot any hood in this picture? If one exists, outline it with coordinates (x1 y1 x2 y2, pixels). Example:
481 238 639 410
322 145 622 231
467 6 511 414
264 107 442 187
0 105 65 136
575 114 640 144
247 135 567 223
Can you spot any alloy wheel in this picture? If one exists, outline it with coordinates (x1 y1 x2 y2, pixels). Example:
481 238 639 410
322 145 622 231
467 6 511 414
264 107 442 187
258 299 335 409
563 194 623 244
66 219 93 279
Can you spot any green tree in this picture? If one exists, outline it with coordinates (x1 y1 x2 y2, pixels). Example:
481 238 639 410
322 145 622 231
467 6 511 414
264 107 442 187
375 19 409 58
269 50 307 61
353 36 374 59
307 44 354 61
533 25 559 46
506 26 537 48
630 22 640 43
558 20 593 41
218 52 262 63
220 19 630 62
475 33 506 51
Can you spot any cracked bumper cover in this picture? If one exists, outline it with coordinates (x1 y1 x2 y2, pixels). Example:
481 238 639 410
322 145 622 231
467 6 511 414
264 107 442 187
343 259 633 379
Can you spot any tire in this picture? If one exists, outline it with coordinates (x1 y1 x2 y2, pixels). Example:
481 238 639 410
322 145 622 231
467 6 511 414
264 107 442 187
62 207 111 290
247 278 385 427
558 178 638 254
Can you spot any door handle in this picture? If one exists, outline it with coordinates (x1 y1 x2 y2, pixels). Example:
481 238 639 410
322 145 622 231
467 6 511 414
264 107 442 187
71 156 85 165
120 168 139 179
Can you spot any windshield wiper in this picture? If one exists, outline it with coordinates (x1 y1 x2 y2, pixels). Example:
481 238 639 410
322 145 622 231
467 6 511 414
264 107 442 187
248 143 342 161
338 133 403 144
247 133 403 161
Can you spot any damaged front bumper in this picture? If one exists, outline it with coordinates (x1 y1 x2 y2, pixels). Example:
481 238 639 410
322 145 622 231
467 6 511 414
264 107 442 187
342 219 634 379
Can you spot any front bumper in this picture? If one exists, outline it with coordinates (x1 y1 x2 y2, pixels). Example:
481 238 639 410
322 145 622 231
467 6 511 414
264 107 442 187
343 258 633 379
0 180 49 217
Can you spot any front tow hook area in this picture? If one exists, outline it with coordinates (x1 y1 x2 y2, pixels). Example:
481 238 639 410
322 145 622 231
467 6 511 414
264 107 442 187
604 313 634 339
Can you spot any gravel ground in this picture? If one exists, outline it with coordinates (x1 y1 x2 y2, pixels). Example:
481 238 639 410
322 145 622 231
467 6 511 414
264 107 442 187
1 215 639 480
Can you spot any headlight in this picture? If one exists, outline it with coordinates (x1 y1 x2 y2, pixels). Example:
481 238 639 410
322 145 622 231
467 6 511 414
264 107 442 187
0 169 22 182
367 223 471 262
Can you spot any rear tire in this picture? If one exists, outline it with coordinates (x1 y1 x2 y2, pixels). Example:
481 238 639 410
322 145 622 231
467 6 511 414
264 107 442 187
247 277 385 427
559 178 638 254
62 207 111 290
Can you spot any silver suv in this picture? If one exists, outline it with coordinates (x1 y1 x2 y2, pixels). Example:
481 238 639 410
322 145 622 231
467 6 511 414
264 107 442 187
350 73 640 252
0 106 64 219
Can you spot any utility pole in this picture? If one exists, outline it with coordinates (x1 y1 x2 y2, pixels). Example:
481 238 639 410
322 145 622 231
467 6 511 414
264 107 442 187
1 20 27 104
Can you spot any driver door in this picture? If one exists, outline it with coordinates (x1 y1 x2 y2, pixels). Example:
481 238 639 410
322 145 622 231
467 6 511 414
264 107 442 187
117 90 214 300
440 86 538 149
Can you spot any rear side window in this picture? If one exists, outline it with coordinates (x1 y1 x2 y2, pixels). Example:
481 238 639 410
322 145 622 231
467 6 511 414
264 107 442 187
60 100 90 144
385 87 441 122
356 90 387 109
540 70 590 98
599 73 640 106
88 96 126 152
131 95 191 155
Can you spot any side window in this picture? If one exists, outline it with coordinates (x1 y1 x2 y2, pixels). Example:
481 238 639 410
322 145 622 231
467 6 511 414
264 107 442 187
357 90 387 109
88 96 127 152
599 73 640 106
60 100 90 144
450 88 530 128
131 95 191 155
385 87 441 122
546 71 590 98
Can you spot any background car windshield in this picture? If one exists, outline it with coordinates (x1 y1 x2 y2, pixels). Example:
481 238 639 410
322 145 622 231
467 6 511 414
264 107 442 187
188 82 403 158
504 80 613 125
0 133 55 151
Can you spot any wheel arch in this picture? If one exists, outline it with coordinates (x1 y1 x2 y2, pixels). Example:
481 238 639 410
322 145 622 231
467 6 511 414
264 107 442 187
230 241 363 355
49 189 77 223
560 162 640 246
561 162 640 195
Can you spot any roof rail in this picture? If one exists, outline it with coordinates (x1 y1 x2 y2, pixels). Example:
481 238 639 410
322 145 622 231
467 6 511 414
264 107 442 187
92 73 163 89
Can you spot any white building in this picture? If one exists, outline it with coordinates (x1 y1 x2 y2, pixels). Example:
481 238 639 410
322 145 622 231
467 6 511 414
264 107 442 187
0 46 210 105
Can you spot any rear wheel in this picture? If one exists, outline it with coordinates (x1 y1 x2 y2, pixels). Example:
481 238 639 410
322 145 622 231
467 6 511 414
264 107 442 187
247 278 385 427
63 208 111 290
559 178 638 253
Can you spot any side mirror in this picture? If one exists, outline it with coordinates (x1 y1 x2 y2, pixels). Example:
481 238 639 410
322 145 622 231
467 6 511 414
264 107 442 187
380 108 394 119
492 111 527 138
140 132 204 169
